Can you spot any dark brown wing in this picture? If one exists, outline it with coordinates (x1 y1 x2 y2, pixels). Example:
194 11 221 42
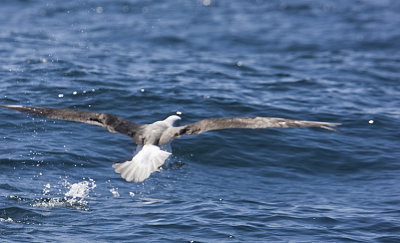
182 117 341 135
0 105 144 143
162 116 341 143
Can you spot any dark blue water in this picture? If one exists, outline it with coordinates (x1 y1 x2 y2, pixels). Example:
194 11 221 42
1 0 399 242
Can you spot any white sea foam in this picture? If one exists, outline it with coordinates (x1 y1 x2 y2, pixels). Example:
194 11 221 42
141 197 166 205
0 217 13 222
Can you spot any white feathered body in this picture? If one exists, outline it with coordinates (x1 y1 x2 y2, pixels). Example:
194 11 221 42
112 145 171 182
112 115 181 182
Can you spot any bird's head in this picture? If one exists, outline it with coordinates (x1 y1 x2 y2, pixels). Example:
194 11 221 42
163 115 181 127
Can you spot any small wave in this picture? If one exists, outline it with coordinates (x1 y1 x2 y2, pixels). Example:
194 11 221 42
0 183 22 192
150 35 188 45
0 206 43 225
63 69 88 77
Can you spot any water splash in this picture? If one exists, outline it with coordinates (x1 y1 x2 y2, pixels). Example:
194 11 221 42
109 187 120 197
32 178 96 210
64 178 96 199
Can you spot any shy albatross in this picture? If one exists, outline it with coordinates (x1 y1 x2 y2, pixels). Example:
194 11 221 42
0 104 340 182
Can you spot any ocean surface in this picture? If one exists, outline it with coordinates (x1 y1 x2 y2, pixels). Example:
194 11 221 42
1 0 399 242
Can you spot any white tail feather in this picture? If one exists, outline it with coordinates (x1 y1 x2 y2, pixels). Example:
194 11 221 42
112 145 171 182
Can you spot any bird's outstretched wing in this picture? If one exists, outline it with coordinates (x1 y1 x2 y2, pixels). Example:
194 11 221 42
0 105 144 143
164 116 341 142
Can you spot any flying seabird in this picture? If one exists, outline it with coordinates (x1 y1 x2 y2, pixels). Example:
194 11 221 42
0 104 340 182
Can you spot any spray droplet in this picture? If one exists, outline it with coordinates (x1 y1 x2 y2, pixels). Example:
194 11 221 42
110 188 120 197
96 6 103 14
202 0 212 6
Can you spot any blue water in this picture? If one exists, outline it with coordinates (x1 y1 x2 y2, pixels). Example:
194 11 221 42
1 0 399 242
